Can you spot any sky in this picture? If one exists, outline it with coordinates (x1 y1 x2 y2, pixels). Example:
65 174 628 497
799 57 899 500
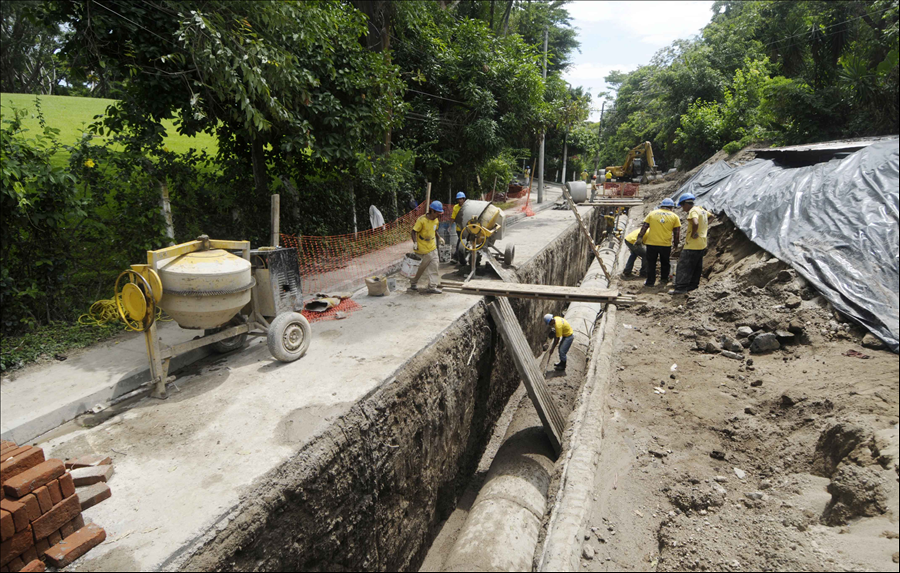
562 1 716 120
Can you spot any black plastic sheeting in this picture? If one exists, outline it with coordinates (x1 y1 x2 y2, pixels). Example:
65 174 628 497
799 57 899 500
673 140 899 353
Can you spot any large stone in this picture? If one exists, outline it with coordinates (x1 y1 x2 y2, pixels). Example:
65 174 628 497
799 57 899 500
719 336 743 353
785 296 802 309
736 326 754 338
750 333 780 354
861 333 886 350
721 350 744 360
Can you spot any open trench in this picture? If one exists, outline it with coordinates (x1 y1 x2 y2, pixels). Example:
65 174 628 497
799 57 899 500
176 210 605 572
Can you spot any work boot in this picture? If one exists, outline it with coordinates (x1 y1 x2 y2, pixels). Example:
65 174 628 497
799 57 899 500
554 362 566 371
409 283 418 291
425 287 443 294
668 289 688 295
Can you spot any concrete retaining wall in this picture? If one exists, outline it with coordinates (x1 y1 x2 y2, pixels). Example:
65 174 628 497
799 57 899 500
177 211 601 572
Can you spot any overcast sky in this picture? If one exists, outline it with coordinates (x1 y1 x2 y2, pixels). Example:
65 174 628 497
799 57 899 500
562 1 716 120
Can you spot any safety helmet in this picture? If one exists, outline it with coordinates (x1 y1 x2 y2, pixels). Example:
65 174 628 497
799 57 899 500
456 192 466 200
429 200 444 213
660 198 676 208
544 314 553 324
677 193 696 206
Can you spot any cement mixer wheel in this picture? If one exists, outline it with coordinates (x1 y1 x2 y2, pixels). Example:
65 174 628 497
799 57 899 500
504 244 515 267
267 312 311 362
206 314 248 354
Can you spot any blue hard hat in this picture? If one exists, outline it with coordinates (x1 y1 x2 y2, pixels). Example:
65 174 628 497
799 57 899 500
456 192 466 200
660 198 676 208
544 314 553 324
677 193 696 206
429 200 444 213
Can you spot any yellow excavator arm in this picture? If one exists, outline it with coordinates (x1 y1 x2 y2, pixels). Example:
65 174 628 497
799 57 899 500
606 141 655 179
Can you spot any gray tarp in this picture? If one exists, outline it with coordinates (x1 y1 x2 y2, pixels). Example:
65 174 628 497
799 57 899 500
674 141 899 353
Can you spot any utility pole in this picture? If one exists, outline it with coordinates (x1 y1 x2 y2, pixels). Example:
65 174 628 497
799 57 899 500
537 26 548 204
593 100 606 174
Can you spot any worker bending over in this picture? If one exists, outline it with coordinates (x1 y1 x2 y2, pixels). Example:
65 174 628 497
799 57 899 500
670 193 710 295
410 201 445 294
635 198 681 287
451 192 468 265
622 228 647 278
544 314 574 372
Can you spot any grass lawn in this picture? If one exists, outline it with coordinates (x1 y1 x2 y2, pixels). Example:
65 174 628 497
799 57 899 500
1 93 218 167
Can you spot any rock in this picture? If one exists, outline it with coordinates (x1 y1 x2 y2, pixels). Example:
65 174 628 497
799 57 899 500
719 336 744 353
583 544 595 560
741 337 752 348
744 406 756 415
746 358 754 366
861 333 886 350
745 491 766 501
721 350 744 360
713 475 728 483
787 320 804 334
775 269 794 283
750 379 763 387
733 467 746 479
780 391 807 407
893 551 898 564
710 450 727 460
775 330 795 342
703 339 720 354
736 326 754 338
785 296 802 309
750 333 780 353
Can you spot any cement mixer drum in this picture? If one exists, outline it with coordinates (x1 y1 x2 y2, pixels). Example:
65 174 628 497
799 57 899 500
157 249 253 329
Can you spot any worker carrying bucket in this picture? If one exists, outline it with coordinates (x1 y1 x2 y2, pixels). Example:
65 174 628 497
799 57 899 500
409 200 445 294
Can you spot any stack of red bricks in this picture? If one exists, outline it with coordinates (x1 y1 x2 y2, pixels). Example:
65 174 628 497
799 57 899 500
1 441 106 572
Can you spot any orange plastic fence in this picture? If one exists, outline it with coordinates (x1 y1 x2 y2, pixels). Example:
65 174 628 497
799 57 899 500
282 202 454 295
602 182 641 197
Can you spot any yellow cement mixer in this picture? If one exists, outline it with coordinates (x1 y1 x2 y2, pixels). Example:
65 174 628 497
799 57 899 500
453 200 515 277
115 236 310 399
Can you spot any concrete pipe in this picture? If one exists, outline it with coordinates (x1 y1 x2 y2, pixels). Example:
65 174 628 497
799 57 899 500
565 181 588 204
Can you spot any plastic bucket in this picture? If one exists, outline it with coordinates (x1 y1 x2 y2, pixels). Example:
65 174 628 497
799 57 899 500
400 253 421 278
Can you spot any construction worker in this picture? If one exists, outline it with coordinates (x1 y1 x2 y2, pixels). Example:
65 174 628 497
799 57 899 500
622 228 647 278
410 200 445 294
451 192 467 265
670 193 709 295
581 169 589 183
605 170 613 182
635 198 681 287
544 314 574 371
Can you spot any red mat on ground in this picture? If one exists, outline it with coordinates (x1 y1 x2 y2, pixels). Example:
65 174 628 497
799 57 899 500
301 298 362 323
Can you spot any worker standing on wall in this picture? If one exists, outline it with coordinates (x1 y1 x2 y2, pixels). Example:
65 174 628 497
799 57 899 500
581 169 589 183
451 192 468 265
544 314 574 372
670 193 709 295
410 201 445 294
635 198 681 288
622 228 647 279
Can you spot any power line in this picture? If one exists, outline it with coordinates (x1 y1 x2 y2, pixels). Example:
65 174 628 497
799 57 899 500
92 0 178 48
761 5 894 50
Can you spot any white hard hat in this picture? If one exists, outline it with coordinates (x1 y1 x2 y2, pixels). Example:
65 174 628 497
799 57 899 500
544 314 553 324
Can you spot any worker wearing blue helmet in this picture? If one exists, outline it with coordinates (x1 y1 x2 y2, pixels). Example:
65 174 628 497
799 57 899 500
670 193 711 295
544 313 574 371
450 192 468 265
635 198 681 287
410 200 445 293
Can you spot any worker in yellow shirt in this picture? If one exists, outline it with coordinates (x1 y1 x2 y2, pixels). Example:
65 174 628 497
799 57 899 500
622 228 647 278
450 192 467 265
635 198 681 287
544 314 574 371
581 170 589 183
605 170 612 182
670 193 710 295
410 201 445 294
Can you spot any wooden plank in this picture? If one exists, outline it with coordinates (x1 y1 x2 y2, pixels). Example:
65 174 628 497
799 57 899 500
442 279 632 301
561 187 612 282
488 297 564 454
482 251 518 284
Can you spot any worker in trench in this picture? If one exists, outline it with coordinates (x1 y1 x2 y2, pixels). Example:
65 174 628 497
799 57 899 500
635 197 681 288
622 227 648 279
670 193 710 295
450 192 468 266
544 313 575 372
409 200 445 294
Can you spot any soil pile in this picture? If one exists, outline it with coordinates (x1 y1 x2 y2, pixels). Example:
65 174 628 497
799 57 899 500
580 213 899 572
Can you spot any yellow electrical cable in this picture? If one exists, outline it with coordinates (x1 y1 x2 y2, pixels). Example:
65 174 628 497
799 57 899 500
78 296 170 331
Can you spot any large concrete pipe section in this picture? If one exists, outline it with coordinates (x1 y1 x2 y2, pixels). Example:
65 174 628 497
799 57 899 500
442 215 627 572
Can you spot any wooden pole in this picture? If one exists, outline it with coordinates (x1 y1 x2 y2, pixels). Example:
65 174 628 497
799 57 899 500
424 181 432 212
270 194 280 247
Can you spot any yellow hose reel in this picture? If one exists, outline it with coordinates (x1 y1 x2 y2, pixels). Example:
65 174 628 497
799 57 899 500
114 265 163 331
462 221 498 252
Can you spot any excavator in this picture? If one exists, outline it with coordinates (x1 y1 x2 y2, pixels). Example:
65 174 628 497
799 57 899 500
605 141 656 183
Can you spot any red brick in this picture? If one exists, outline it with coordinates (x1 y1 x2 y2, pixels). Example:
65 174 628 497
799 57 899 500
0 525 33 566
69 465 113 487
0 510 13 542
30 496 80 541
0 449 44 487
76 483 111 512
2 460 63 499
6 558 23 572
30 488 50 516
33 539 49 557
46 531 60 547
63 456 111 470
45 482 61 507
18 560 42 573
0 501 27 533
43 523 105 568
71 514 84 531
0 447 28 463
17 549 35 569
57 474 75 500
15 496 39 525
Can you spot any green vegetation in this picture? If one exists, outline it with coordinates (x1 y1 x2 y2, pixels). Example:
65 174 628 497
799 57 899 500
0 321 119 372
597 0 899 171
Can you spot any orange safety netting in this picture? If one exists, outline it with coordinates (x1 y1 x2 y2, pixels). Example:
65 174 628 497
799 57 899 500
282 202 454 295
602 182 641 197
301 298 363 323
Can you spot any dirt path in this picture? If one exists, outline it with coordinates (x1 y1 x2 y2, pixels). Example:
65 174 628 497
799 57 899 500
578 206 899 571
